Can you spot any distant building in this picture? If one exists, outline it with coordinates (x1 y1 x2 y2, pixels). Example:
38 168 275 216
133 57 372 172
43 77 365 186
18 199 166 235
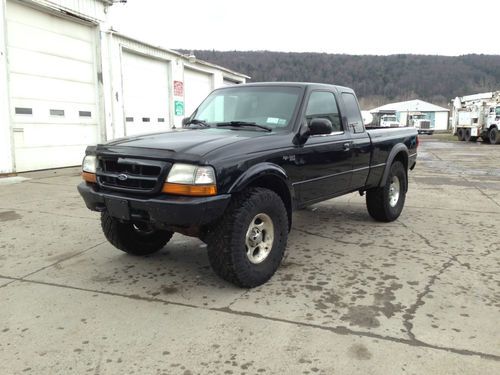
370 99 449 131
0 0 248 174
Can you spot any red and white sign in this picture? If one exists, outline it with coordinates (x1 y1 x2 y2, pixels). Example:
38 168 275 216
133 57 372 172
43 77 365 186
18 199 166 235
174 81 184 97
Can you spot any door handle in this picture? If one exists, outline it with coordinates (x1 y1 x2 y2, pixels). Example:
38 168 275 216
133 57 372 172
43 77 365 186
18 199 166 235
343 142 351 151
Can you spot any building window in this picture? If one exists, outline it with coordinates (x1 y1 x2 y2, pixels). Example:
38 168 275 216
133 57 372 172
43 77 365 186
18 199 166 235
125 117 134 122
50 109 65 116
158 118 165 122
142 117 150 122
15 107 32 115
79 111 91 117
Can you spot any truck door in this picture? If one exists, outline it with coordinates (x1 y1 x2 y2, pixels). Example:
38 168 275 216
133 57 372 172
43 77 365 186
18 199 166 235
340 92 371 190
487 106 500 128
291 90 353 203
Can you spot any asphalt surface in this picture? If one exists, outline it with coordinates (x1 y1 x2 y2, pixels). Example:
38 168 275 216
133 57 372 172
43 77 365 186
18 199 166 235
1 138 499 374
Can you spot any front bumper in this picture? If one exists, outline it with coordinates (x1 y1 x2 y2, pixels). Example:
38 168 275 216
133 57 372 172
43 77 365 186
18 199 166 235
77 182 231 226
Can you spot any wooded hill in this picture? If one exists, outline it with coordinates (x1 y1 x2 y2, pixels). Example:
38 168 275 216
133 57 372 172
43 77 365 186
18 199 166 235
178 50 500 109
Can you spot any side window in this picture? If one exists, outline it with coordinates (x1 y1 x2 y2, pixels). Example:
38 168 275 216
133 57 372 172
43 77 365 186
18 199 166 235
341 93 364 133
305 91 342 132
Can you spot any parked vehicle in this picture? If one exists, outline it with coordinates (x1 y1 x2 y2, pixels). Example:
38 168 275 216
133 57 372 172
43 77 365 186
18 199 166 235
78 83 418 287
409 112 433 135
452 91 500 144
380 114 400 128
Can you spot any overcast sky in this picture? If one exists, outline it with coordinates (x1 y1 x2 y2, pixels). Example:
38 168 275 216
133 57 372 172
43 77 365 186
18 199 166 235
109 0 500 56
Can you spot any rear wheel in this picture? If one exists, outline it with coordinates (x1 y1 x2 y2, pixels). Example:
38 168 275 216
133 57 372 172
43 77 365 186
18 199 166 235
206 188 288 288
465 129 478 142
101 212 173 255
490 127 500 144
366 161 407 222
482 132 491 143
464 129 471 141
457 128 465 141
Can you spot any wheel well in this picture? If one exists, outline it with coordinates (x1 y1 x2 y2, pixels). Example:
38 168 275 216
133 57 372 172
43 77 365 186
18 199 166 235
489 125 498 131
393 151 409 191
393 151 408 171
247 175 292 230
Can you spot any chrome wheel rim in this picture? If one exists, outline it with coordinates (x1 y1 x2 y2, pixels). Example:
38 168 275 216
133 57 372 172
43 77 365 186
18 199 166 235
245 213 274 264
389 176 400 207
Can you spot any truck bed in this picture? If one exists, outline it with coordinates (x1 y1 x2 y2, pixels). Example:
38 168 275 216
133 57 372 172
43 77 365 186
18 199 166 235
364 126 418 188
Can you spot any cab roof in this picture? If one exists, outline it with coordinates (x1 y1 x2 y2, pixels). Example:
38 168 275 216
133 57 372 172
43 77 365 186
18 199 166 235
219 81 355 94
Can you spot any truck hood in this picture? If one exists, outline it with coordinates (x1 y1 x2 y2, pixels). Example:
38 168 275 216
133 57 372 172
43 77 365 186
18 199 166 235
101 128 271 159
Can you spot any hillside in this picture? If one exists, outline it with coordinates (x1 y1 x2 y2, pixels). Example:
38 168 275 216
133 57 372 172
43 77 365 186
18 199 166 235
178 50 500 109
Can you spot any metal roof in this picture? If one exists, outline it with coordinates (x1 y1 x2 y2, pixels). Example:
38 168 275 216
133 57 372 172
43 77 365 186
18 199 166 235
370 99 449 113
108 31 250 80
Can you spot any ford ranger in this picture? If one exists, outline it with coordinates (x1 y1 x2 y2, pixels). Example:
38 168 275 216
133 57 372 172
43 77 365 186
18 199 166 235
78 83 418 287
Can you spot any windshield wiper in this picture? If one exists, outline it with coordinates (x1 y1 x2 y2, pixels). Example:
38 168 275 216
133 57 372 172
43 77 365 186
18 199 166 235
185 119 210 128
216 121 272 132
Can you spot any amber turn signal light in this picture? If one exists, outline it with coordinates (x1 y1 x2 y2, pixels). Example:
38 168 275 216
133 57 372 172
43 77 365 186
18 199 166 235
162 183 217 196
82 171 97 183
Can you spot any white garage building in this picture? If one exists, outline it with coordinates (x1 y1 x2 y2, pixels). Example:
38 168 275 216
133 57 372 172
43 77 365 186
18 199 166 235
0 0 248 174
370 99 449 131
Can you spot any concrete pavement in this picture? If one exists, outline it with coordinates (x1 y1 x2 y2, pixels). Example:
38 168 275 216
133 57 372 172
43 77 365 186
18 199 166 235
1 138 499 374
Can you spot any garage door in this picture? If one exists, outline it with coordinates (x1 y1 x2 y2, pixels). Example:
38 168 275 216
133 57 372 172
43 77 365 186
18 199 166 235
6 1 99 172
122 51 169 137
184 68 213 116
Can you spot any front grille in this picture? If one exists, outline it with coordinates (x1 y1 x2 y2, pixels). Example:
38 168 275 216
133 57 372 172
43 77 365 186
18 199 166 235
96 157 170 194
420 121 431 129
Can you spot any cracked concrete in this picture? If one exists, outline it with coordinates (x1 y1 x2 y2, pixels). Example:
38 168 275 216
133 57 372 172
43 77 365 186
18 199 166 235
1 139 500 374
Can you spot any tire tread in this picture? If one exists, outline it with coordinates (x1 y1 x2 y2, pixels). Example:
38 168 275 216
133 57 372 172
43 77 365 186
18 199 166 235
207 188 288 288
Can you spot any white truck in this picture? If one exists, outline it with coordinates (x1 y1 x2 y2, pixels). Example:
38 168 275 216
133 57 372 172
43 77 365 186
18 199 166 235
452 91 500 144
379 114 400 128
409 112 433 135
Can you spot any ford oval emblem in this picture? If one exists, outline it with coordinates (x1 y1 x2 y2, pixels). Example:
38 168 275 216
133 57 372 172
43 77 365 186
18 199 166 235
117 173 128 181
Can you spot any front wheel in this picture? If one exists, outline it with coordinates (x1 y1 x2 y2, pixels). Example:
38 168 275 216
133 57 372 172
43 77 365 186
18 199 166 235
366 161 407 222
206 188 288 288
101 212 173 255
490 127 500 144
457 128 465 141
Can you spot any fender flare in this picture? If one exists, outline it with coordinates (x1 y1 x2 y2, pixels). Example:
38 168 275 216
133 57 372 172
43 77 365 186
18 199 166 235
380 144 409 188
228 162 293 197
228 163 295 230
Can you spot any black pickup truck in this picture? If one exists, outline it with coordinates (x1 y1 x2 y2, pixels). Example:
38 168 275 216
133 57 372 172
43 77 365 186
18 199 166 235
78 83 417 287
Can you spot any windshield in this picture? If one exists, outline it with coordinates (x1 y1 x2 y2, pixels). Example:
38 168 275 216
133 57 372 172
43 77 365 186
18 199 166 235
384 116 397 122
192 86 302 130
496 107 500 116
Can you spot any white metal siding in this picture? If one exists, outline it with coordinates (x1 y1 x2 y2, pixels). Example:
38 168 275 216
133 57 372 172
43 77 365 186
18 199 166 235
121 50 170 136
7 0 99 171
434 111 449 131
184 68 212 116
222 78 238 86
28 0 108 22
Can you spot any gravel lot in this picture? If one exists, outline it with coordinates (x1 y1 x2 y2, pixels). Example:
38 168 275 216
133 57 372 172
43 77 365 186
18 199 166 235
1 138 499 374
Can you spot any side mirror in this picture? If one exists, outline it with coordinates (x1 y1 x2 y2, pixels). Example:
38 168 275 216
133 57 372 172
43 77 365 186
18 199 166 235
182 117 190 127
294 118 333 145
309 118 333 135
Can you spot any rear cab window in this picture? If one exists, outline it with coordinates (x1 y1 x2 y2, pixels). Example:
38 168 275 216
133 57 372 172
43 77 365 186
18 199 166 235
341 93 365 133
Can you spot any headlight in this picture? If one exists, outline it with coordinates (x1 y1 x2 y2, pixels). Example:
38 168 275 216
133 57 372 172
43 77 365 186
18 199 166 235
163 163 217 196
82 155 96 173
166 163 216 185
